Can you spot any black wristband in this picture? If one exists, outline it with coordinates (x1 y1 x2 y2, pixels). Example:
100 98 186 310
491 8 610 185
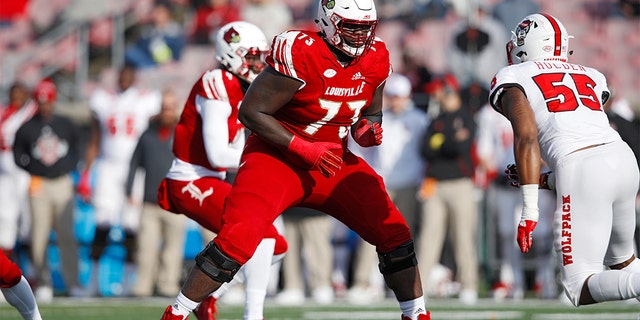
360 111 382 125
539 172 551 190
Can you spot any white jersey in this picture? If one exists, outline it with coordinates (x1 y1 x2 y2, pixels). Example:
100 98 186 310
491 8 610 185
491 60 640 307
489 61 621 169
0 100 36 248
89 86 161 164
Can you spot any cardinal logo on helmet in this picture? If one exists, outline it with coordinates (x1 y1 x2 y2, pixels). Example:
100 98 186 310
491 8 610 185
223 27 241 44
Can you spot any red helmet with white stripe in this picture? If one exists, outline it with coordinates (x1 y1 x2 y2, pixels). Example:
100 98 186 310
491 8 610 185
506 13 572 65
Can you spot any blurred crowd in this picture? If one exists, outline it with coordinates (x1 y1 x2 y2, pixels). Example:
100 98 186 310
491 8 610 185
1 0 639 308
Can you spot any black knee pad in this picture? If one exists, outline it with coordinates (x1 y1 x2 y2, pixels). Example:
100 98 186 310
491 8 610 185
195 241 242 283
377 239 418 275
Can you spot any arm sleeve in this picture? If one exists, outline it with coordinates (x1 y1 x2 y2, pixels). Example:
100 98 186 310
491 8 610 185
196 94 243 169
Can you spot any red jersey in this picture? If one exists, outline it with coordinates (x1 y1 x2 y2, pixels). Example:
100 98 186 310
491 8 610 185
159 69 286 250
268 31 392 144
173 69 245 172
212 32 411 265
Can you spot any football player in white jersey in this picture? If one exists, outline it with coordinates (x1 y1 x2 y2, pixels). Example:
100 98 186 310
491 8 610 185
489 13 640 307
0 83 36 257
81 66 162 296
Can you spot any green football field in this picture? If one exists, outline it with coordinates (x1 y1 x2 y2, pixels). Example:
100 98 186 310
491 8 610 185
1 297 638 320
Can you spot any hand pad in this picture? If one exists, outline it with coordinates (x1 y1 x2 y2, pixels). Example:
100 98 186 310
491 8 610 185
288 136 343 178
352 118 383 147
517 219 537 253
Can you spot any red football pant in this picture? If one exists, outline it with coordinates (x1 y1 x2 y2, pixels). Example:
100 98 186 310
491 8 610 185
215 135 412 264
0 250 22 288
158 176 287 255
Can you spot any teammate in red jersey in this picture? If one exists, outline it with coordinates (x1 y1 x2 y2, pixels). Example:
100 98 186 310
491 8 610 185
159 21 287 320
0 249 42 320
161 1 430 319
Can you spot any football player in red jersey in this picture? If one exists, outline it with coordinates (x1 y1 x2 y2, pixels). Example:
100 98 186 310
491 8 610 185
161 1 430 320
159 22 287 320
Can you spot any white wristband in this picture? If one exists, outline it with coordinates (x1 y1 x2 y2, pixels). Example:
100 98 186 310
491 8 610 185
521 184 539 221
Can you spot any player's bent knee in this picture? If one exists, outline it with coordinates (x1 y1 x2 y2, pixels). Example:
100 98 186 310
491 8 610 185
274 234 288 256
195 241 242 283
562 276 586 307
0 259 22 288
377 239 418 275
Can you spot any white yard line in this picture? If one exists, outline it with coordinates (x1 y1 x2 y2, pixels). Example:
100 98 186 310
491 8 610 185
304 310 525 319
303 310 639 320
532 313 639 320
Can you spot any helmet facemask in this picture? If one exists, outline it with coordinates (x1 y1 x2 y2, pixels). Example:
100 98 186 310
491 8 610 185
216 22 269 83
234 47 268 83
330 15 377 57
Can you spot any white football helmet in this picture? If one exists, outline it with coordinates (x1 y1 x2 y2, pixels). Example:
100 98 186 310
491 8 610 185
216 21 269 82
315 0 378 57
506 13 572 65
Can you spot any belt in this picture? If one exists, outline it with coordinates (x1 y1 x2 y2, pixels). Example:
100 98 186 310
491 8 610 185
35 173 71 180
